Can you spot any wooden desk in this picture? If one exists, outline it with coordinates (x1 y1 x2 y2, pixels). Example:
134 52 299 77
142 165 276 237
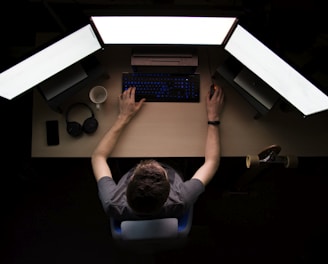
31 46 328 157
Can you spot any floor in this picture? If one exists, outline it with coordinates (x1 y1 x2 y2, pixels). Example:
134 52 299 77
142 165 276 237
1 1 328 263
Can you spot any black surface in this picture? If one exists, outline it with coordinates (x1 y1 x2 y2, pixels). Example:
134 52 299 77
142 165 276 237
3 157 328 264
1 1 328 263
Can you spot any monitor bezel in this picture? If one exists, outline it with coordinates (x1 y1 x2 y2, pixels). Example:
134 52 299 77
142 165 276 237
89 15 238 46
0 24 103 100
223 23 328 117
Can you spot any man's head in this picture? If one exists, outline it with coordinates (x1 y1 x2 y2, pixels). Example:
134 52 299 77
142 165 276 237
126 160 170 215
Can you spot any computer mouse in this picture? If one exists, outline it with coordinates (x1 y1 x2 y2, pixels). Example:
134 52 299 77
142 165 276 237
210 84 216 98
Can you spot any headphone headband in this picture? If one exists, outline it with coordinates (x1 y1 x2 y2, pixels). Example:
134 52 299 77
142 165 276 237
65 102 94 122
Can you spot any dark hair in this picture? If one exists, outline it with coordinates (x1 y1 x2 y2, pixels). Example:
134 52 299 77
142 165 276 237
126 160 170 214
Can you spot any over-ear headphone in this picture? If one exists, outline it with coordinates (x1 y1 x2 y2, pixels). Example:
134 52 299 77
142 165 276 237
65 103 98 137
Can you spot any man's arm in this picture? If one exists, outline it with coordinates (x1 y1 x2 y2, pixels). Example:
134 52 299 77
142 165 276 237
191 85 224 186
91 87 145 182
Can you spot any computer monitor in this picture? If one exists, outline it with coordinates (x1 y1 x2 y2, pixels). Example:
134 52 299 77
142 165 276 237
90 16 238 45
0 24 102 100
223 24 328 117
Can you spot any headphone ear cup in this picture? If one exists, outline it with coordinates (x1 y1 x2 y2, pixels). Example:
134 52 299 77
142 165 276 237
67 121 83 137
82 117 98 134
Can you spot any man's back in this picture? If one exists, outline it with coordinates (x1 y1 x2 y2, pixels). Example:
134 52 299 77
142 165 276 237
97 163 204 220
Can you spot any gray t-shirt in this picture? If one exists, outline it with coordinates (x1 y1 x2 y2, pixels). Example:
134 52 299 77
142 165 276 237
97 163 205 221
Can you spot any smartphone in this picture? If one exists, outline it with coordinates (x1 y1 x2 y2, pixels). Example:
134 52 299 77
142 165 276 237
46 120 59 146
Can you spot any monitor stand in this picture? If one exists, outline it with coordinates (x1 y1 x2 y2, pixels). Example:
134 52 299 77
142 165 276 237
216 56 280 119
38 55 108 113
38 63 88 101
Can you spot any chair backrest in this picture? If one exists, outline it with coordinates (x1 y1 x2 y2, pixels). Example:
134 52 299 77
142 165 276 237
121 218 178 240
110 206 193 240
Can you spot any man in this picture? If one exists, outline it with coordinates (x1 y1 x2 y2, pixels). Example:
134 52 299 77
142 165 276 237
91 85 224 220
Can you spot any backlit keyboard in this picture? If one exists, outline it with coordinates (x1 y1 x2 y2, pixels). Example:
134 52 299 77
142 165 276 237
122 72 200 102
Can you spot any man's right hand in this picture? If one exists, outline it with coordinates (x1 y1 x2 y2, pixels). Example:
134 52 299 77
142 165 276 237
118 87 146 122
206 84 224 121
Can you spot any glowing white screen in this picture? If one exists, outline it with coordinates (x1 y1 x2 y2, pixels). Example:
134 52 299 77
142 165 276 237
0 24 102 100
91 16 237 45
225 24 328 116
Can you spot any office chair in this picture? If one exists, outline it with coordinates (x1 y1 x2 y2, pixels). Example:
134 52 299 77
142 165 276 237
109 206 194 254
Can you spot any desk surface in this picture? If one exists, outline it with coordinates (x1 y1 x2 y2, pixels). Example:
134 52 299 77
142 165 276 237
32 46 328 158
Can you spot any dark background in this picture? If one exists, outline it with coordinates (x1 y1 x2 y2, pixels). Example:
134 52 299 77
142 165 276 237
1 1 328 263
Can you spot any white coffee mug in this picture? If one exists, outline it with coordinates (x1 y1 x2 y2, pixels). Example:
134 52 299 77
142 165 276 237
89 86 108 110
